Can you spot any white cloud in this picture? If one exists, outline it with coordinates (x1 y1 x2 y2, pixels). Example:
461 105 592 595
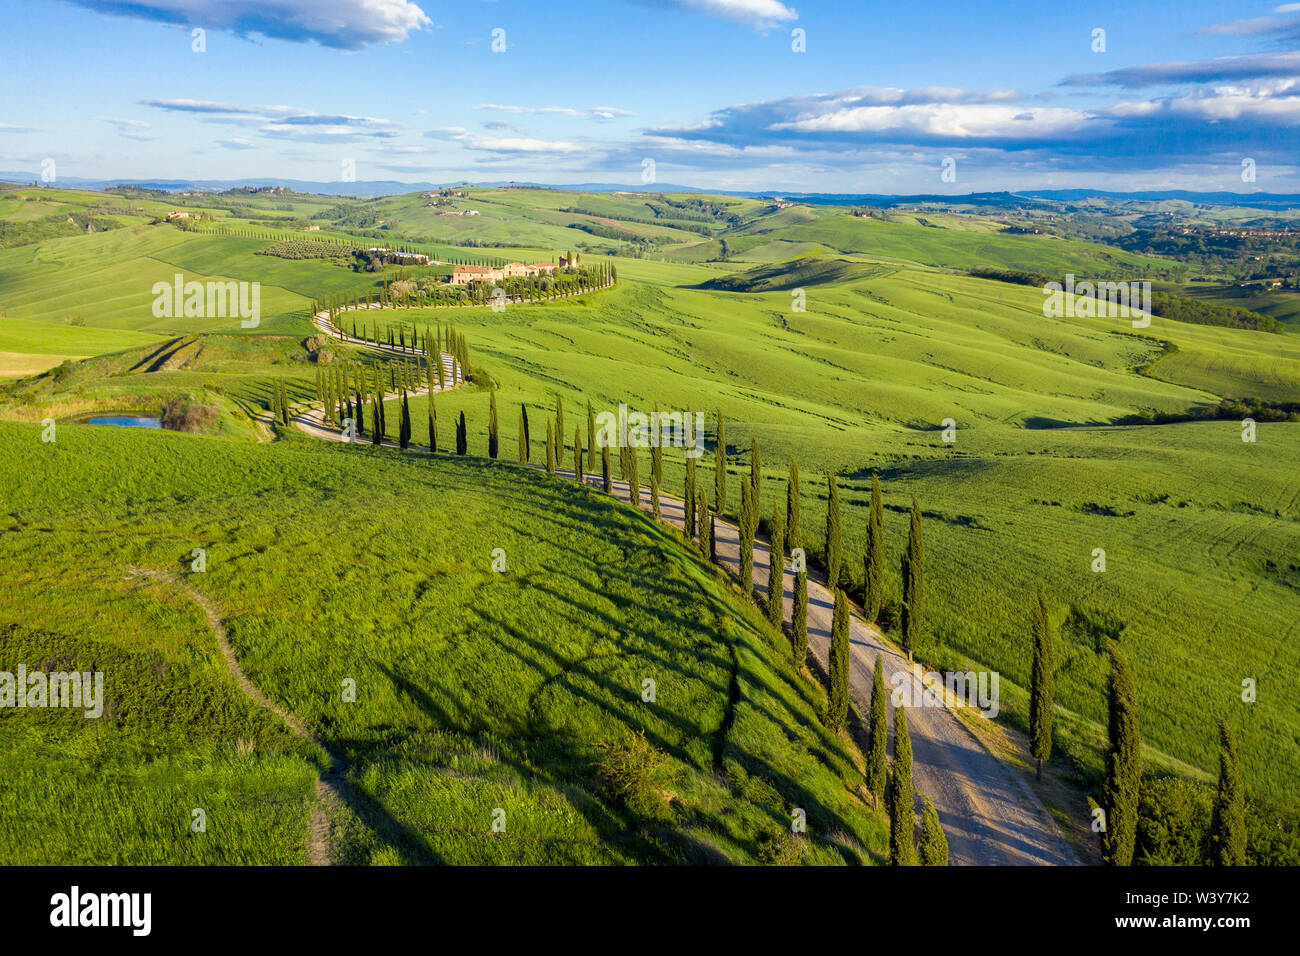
667 0 797 29
476 104 634 121
66 0 430 50
97 117 155 141
429 126 585 154
777 103 1091 140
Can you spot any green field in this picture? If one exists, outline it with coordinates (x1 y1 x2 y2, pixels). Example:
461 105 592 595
0 421 885 864
2 183 1298 863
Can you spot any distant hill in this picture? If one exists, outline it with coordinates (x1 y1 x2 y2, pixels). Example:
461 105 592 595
694 256 885 293
5 172 1300 210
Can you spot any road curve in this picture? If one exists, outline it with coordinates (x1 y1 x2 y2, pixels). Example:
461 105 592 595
300 315 1079 866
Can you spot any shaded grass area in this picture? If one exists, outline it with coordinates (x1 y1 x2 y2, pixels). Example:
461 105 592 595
0 421 885 864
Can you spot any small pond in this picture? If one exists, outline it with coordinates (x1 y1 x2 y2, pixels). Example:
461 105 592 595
80 416 162 429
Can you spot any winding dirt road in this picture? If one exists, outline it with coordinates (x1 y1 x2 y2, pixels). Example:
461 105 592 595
299 315 1078 866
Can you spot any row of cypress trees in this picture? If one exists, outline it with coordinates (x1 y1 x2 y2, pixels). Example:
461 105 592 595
267 379 291 426
334 387 1249 866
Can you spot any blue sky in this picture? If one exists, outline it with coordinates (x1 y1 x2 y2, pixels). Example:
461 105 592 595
3 0 1300 192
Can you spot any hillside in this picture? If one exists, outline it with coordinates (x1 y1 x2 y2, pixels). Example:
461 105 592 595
0 420 886 864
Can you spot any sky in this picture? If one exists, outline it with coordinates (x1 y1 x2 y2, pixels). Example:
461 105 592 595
3 0 1300 193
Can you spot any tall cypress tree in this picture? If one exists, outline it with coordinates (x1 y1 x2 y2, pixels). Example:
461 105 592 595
555 394 564 447
786 457 801 552
714 411 727 516
918 794 948 866
1208 720 1246 866
371 392 382 445
488 390 499 459
399 391 411 449
573 426 583 483
825 474 843 588
651 429 663 482
601 442 612 493
1029 588 1056 781
519 405 529 463
739 480 756 592
698 488 711 559
750 435 762 513
792 564 808 665
1101 644 1141 866
434 390 444 455
651 470 661 520
628 446 640 507
889 706 917 866
685 455 697 540
900 498 925 662
456 411 467 455
866 657 888 808
865 474 884 622
545 420 555 474
827 589 850 731
587 400 597 473
766 508 786 628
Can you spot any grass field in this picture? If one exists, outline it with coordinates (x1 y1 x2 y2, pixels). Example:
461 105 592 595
3 183 1298 850
0 420 887 864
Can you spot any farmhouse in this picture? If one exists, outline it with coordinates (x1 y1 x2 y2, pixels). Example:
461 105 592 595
449 261 559 286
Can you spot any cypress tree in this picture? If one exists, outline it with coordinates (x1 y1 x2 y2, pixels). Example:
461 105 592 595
545 420 555 474
488 390 499 459
456 411 467 455
601 442 612 493
739 480 756 591
587 400 597 473
574 426 583 483
628 446 640 507
709 511 717 563
651 427 663 490
900 498 925 662
714 411 727 515
428 392 437 453
827 588 850 731
355 391 364 436
519 405 529 463
766 507 786 628
792 564 808 664
786 457 801 552
825 474 843 588
1208 720 1246 866
1101 644 1141 866
865 474 884 622
1028 588 1056 780
698 489 711 559
865 657 887 808
685 455 697 540
918 794 948 865
371 392 382 445
651 471 661 520
399 391 411 449
555 395 564 451
889 706 917 866
750 435 761 512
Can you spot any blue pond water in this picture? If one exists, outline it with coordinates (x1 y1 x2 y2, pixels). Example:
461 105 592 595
83 416 162 429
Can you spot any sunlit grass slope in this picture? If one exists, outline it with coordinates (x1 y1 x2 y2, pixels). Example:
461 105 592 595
0 421 886 864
